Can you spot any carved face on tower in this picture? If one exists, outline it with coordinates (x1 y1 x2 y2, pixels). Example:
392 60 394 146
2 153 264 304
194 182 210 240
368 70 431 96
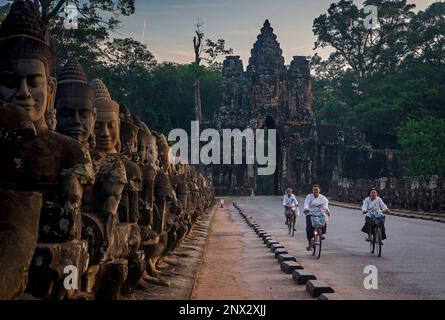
91 79 120 153
0 1 56 128
56 60 96 145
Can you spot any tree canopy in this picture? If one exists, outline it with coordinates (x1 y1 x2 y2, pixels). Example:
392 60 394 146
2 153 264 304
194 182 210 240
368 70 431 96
312 0 445 174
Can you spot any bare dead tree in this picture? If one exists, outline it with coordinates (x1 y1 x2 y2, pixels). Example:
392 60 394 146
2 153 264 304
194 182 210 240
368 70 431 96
193 18 204 122
192 18 233 122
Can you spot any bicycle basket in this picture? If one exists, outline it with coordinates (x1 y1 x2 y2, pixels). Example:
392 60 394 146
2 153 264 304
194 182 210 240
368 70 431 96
371 215 385 225
369 209 385 224
311 215 326 228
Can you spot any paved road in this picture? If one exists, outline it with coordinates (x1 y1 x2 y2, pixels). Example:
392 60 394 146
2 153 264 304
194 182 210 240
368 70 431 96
192 204 313 300
233 196 445 300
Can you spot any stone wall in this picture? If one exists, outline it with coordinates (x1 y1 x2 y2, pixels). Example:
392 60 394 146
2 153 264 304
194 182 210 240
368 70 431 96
329 176 445 213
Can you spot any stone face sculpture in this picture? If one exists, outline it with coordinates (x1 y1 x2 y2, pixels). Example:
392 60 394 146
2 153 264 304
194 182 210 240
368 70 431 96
0 1 93 299
117 106 145 294
55 60 96 148
118 105 142 224
138 131 169 286
167 164 190 251
133 123 161 281
0 1 216 300
83 78 129 299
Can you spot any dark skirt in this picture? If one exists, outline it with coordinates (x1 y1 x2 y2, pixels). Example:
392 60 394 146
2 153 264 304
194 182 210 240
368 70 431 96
361 216 387 240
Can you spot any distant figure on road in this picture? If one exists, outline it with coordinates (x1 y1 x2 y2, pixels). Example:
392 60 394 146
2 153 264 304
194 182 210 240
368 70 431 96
362 188 389 242
303 185 331 251
283 188 299 227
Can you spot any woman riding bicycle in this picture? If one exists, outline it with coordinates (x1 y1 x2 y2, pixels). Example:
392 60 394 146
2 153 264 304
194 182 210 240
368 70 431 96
303 185 330 251
283 187 299 227
362 188 389 243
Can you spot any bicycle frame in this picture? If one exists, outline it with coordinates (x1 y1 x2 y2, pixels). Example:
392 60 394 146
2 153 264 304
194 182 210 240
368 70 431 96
312 226 323 259
286 207 297 236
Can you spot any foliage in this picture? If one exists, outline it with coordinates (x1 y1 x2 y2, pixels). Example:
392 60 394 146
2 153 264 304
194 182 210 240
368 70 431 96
312 0 445 159
397 116 445 176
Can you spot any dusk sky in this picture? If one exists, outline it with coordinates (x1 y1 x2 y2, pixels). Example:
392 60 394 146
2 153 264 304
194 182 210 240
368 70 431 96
118 0 435 65
0 0 435 65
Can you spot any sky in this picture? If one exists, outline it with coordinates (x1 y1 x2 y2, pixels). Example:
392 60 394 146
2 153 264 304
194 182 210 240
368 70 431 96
117 0 435 65
0 0 436 65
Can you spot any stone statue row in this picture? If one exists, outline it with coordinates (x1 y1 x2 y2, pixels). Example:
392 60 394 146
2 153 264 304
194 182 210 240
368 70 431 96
0 0 215 300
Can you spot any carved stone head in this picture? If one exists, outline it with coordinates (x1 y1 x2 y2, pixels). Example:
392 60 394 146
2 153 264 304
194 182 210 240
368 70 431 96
157 134 171 172
147 132 159 170
91 79 120 153
134 117 151 164
55 60 96 146
119 105 138 157
0 0 56 130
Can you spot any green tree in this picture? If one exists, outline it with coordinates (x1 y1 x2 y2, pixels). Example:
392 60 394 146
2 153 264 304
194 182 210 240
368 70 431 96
313 0 415 82
397 116 445 175
404 2 445 65
0 3 11 21
312 1 445 150
145 63 221 134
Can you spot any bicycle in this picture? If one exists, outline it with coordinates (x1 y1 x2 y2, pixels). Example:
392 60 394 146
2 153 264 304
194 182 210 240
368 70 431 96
369 209 386 257
312 224 323 259
286 208 297 236
308 211 329 259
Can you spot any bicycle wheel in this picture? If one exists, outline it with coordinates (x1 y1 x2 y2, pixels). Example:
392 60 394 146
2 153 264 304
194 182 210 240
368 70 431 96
291 213 296 237
375 227 382 257
288 216 291 235
313 229 322 259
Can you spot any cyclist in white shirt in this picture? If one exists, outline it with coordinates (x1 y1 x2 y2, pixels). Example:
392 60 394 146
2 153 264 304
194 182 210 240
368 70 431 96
283 188 299 227
303 185 331 251
362 188 389 242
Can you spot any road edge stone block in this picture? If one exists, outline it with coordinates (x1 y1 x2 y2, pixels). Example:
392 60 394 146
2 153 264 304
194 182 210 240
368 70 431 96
318 293 344 300
277 254 297 263
262 234 271 240
280 261 303 274
270 243 284 252
274 248 288 258
292 270 317 285
266 240 279 248
306 280 335 298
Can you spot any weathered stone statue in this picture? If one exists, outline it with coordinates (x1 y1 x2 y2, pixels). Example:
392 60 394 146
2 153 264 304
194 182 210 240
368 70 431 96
155 134 179 253
83 78 129 299
55 60 96 148
0 1 94 299
117 105 145 295
169 163 191 246
53 59 100 298
136 130 168 286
